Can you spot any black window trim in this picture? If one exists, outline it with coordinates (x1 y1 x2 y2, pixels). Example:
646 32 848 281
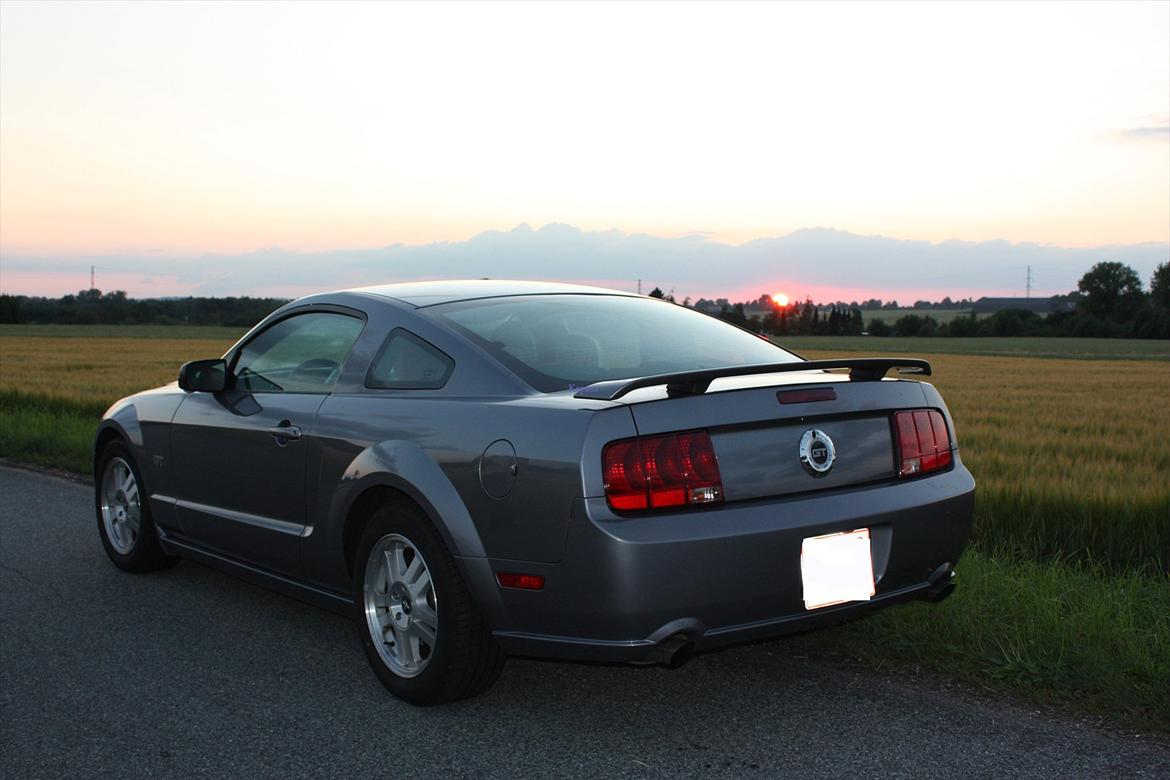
226 304 368 395
363 327 456 391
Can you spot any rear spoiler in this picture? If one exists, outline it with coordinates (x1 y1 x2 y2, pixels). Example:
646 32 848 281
572 358 932 401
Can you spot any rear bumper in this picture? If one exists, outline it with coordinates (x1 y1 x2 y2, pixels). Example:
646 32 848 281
492 566 958 663
463 463 975 663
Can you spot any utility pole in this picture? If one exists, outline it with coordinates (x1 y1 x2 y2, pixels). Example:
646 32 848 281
637 279 642 295
90 265 95 290
1025 265 1033 299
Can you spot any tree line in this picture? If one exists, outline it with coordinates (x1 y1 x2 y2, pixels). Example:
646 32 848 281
865 261 1168 339
653 260 1168 339
0 289 289 327
2 260 1167 338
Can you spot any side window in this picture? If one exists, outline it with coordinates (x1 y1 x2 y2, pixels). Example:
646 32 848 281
233 312 364 393
365 329 454 390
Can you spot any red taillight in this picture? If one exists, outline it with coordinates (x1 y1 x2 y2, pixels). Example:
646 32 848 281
496 572 545 590
602 430 723 511
893 409 953 477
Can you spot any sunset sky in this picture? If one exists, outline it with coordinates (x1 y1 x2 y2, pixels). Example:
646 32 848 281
1 1 1167 301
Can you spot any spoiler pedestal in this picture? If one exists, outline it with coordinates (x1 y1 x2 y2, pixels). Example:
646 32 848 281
573 358 932 401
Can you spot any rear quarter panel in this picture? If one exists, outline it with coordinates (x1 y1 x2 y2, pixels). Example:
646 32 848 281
304 396 634 592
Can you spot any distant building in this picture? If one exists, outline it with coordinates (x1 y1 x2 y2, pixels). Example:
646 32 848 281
971 296 1073 315
743 303 773 321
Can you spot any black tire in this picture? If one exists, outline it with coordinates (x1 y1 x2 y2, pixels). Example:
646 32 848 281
354 503 505 705
94 439 177 573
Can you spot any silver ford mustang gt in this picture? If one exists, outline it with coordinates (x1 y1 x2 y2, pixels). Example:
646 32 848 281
94 280 974 705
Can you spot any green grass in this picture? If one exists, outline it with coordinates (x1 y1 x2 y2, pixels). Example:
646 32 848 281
796 547 1170 731
779 335 1170 360
0 392 103 474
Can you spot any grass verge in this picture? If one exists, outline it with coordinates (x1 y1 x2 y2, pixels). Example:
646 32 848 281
0 392 102 475
796 546 1170 733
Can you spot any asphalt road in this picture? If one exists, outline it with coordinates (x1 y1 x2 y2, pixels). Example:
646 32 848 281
1 466 1167 779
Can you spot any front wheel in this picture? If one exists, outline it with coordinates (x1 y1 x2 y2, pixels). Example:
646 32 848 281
354 504 504 705
95 440 176 573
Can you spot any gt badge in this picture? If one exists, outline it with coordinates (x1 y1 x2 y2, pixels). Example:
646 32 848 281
799 429 836 476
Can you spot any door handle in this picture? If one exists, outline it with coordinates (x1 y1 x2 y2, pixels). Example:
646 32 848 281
267 421 302 444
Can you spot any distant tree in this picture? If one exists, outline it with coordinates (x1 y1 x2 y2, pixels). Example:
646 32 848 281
1076 261 1145 322
978 309 1044 337
1151 262 1170 310
0 295 21 324
892 314 939 337
867 319 891 336
944 312 980 337
648 287 665 299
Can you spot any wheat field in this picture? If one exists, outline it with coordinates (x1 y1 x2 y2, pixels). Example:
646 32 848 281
2 327 1168 570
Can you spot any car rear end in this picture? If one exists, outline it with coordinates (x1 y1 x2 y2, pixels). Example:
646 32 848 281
485 371 973 663
421 294 975 663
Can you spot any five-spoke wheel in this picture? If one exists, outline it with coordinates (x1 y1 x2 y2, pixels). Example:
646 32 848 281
94 440 174 572
100 456 141 554
354 503 505 704
363 533 439 678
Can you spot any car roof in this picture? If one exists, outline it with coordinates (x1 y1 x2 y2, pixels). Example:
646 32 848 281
346 279 638 307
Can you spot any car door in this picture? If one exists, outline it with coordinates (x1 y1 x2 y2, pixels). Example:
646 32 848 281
169 309 365 575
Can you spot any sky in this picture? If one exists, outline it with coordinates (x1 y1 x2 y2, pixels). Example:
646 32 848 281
1 1 1168 302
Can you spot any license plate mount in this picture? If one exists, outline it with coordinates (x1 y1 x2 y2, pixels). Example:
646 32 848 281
801 528 876 610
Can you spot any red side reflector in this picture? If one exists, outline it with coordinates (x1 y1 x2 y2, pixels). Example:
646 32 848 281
893 409 952 477
602 429 723 511
777 387 837 404
496 572 545 590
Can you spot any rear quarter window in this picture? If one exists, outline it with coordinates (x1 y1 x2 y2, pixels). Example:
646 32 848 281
365 329 455 390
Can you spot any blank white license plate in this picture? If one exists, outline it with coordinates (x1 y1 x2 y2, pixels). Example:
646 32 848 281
801 528 876 610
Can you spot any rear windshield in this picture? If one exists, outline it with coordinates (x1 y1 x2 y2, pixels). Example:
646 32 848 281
425 294 799 392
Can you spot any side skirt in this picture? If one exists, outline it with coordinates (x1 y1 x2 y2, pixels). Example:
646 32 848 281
159 532 354 617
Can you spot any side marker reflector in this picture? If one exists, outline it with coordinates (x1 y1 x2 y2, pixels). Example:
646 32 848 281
496 572 545 590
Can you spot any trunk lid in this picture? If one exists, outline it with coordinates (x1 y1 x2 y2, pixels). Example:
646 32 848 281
617 371 930 502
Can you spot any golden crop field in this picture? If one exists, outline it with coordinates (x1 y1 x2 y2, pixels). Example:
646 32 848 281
0 334 239 405
2 328 1168 570
804 349 1170 570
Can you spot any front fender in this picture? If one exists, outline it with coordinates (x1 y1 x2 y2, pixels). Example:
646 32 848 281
95 400 144 457
93 392 185 533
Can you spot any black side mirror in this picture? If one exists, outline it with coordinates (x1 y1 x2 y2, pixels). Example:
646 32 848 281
178 359 227 393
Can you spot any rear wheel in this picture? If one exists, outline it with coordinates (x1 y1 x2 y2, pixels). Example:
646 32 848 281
95 440 176 572
354 504 504 705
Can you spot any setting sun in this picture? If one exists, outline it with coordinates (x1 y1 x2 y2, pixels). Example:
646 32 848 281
771 293 790 307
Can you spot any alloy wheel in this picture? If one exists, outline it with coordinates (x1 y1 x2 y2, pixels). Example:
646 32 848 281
363 533 439 678
100 456 141 555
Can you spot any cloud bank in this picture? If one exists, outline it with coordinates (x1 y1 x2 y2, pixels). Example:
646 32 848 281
2 224 1166 303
